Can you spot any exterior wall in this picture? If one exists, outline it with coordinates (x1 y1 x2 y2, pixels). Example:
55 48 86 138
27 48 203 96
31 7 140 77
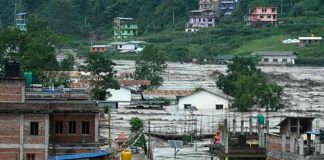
249 7 277 25
189 17 215 28
90 47 108 53
299 40 322 47
178 91 231 115
0 79 25 103
118 44 136 50
0 114 47 160
114 19 138 40
49 114 96 144
106 88 131 106
259 55 295 65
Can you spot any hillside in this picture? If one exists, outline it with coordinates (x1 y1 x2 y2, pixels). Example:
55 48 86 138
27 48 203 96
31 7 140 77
0 0 324 59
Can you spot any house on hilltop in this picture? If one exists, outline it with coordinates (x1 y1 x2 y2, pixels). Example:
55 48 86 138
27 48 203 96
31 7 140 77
299 37 322 47
245 7 278 26
113 17 138 40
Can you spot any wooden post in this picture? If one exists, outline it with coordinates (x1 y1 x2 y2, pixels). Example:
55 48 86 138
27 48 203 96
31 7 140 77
297 118 300 137
233 118 236 134
282 135 286 152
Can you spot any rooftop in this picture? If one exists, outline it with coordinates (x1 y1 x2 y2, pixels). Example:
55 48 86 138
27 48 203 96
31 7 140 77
143 90 193 96
118 80 150 86
252 51 295 56
0 101 99 114
299 37 322 40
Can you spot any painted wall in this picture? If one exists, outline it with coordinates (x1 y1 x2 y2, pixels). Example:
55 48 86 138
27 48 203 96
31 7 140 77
178 91 231 115
106 87 131 106
260 56 295 65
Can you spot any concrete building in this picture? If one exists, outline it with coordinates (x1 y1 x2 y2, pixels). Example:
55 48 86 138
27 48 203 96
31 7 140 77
113 17 138 40
106 87 132 106
246 7 278 26
178 89 234 114
0 68 102 160
186 0 220 32
299 37 322 47
15 13 27 32
252 51 297 65
220 0 238 16
110 41 147 53
90 45 114 53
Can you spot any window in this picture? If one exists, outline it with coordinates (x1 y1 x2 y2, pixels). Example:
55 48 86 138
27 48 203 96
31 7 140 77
55 121 63 134
184 104 191 110
26 153 35 160
208 18 213 22
282 58 287 62
30 122 39 135
272 8 276 12
262 8 267 12
216 105 224 110
82 121 90 134
69 121 76 134
260 15 264 19
273 58 278 63
263 58 269 62
267 15 271 19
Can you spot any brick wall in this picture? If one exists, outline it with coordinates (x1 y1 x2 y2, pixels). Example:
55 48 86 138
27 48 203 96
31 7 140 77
50 114 96 144
0 79 25 102
0 113 47 160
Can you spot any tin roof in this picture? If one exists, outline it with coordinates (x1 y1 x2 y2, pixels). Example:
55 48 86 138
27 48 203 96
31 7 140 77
117 80 150 86
252 51 295 56
299 37 322 40
143 90 193 96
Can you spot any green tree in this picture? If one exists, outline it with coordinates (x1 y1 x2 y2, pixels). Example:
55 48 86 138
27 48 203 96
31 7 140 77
60 53 75 70
128 117 147 154
83 54 119 100
217 57 283 111
135 45 166 87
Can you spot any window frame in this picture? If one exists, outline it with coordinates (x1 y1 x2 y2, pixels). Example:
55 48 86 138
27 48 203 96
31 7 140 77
82 121 90 134
69 121 76 134
55 121 63 134
215 104 224 110
30 122 39 136
26 153 35 160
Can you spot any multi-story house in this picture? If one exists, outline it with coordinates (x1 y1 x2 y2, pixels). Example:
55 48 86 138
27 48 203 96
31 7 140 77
114 17 138 40
0 63 106 160
186 0 220 32
220 0 238 16
246 7 278 26
15 13 27 32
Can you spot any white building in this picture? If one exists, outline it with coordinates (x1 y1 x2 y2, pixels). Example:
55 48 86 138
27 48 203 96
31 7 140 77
106 87 132 106
178 89 234 115
252 51 297 65
110 41 147 53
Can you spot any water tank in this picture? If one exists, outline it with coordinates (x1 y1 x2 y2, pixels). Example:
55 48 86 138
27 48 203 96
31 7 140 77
24 72 32 88
5 61 20 77
121 151 132 160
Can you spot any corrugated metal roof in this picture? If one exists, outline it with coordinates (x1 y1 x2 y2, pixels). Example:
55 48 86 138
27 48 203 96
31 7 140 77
118 80 150 86
143 90 193 96
48 151 109 160
252 51 295 56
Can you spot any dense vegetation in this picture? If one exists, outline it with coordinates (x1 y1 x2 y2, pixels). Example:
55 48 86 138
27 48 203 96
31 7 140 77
217 57 283 111
0 0 323 61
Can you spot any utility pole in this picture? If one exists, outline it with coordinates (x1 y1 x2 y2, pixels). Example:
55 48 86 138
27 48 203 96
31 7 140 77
14 0 17 26
148 120 152 160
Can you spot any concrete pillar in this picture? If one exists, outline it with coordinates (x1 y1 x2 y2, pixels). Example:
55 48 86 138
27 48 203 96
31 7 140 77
95 113 99 143
297 119 300 137
19 114 24 160
266 119 269 134
282 135 286 152
290 134 295 153
307 133 311 155
299 137 304 156
288 119 291 136
249 118 252 134
44 114 49 160
240 119 244 134
233 118 236 134
224 119 228 154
